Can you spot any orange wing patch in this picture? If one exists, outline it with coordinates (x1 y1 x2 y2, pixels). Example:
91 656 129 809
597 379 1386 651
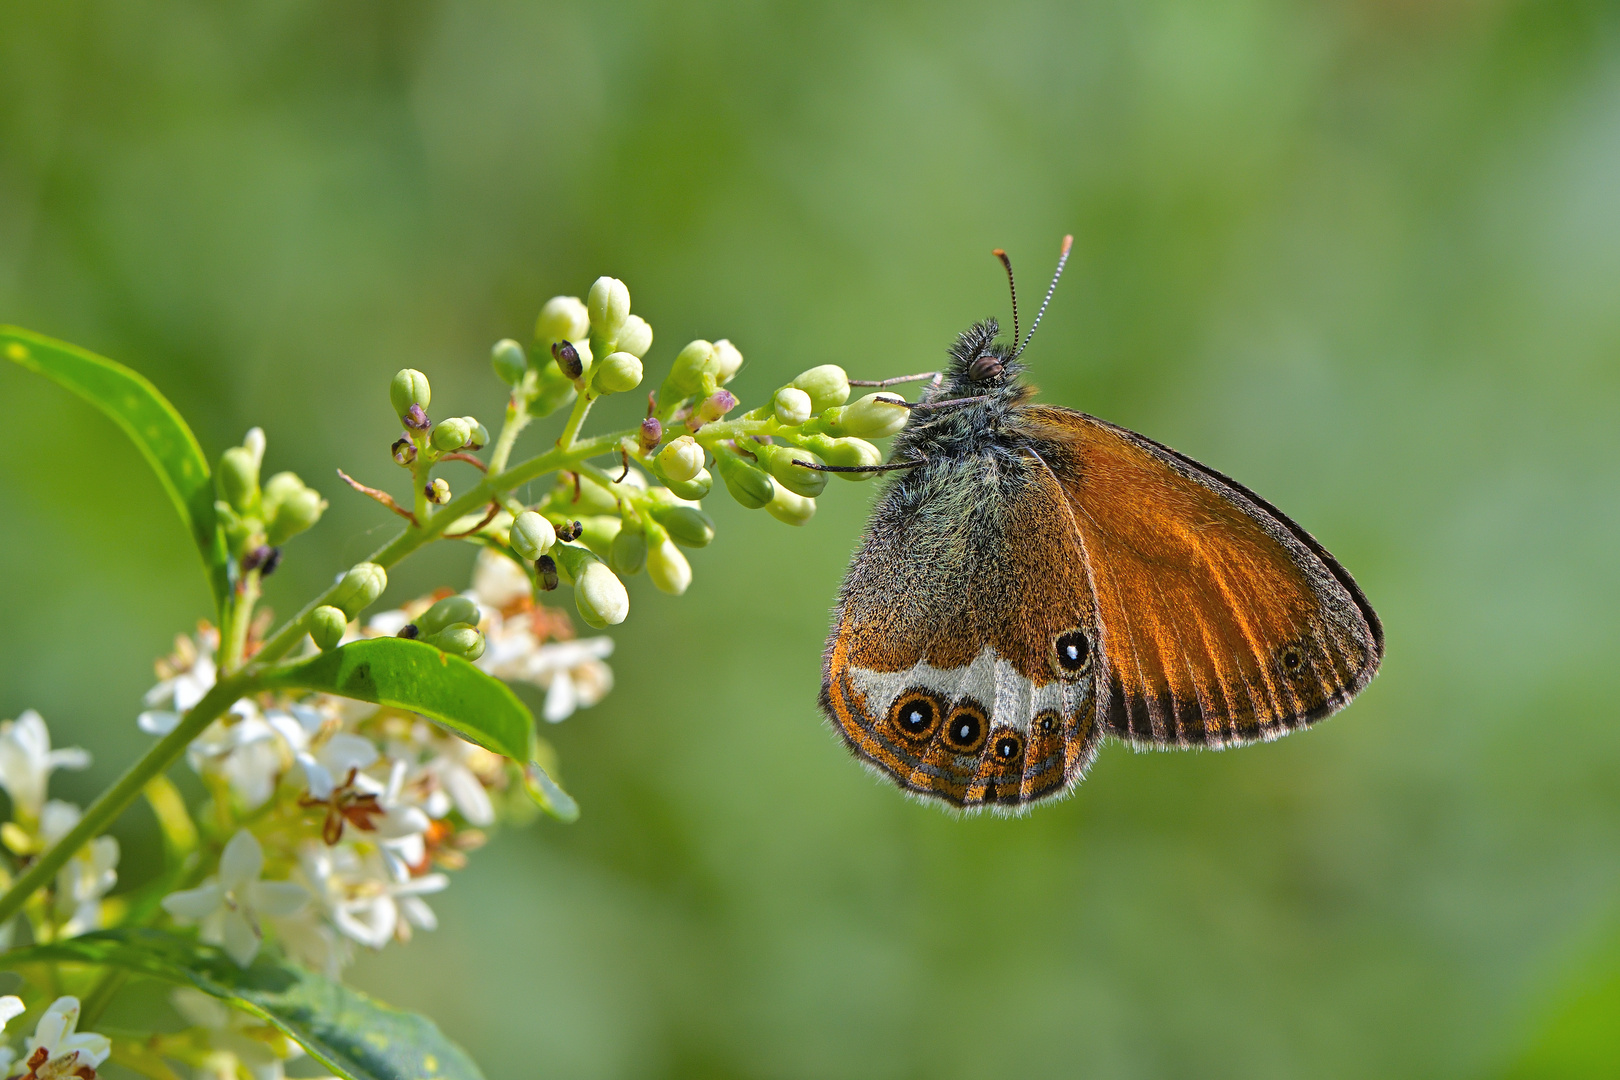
1022 406 1382 746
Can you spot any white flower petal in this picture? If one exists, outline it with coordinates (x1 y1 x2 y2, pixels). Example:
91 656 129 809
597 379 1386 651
221 909 260 967
250 880 310 918
218 830 264 891
441 765 494 826
399 894 438 931
296 752 335 800
46 748 90 771
0 994 24 1027
162 882 224 921
29 995 76 1054
543 671 577 723
321 734 379 776
137 710 181 735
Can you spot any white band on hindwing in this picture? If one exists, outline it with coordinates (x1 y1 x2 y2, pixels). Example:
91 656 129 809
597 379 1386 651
847 645 1092 734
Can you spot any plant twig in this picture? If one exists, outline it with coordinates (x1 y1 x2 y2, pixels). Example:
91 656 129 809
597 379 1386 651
336 469 420 525
443 501 501 538
439 451 488 472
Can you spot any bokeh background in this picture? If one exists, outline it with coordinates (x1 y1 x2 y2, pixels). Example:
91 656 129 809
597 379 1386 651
4 2 1620 1076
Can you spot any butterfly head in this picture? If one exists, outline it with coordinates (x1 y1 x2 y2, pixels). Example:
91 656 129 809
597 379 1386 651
944 318 1026 399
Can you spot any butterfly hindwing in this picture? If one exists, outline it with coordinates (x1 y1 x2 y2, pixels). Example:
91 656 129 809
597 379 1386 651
1020 405 1383 747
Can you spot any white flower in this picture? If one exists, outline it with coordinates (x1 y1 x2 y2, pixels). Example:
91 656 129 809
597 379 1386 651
137 630 221 735
421 737 499 827
267 904 354 979
480 621 614 722
0 711 90 821
184 708 287 811
162 830 309 966
297 842 447 950
292 732 378 802
0 995 23 1077
171 988 303 1080
39 801 119 938
19 996 111 1077
471 546 532 609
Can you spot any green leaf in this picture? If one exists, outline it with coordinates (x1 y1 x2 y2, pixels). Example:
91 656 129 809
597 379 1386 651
3 326 229 610
262 638 534 763
3 929 483 1080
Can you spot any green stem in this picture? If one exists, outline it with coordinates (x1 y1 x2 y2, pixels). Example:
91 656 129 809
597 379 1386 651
488 389 532 474
218 569 260 673
0 673 255 928
556 379 596 450
78 967 128 1026
249 427 637 669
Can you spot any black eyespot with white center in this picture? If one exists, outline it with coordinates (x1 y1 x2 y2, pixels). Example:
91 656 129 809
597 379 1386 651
1036 712 1058 736
992 730 1024 763
1278 642 1306 675
1052 628 1091 679
942 700 988 754
888 689 943 743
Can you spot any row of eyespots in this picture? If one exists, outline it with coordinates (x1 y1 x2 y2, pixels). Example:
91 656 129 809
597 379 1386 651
888 689 1042 760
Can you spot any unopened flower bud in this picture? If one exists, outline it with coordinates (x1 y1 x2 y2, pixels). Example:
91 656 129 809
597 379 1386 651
391 438 417 466
651 504 714 547
689 389 737 430
536 295 591 345
609 525 647 576
418 595 482 637
656 435 704 483
464 419 489 450
713 339 744 384
426 624 485 661
263 474 327 545
555 519 583 543
639 417 663 454
821 436 883 480
535 554 559 591
662 340 719 400
791 364 851 412
309 605 347 652
594 351 643 394
754 443 827 498
664 467 712 501
426 478 451 504
617 315 653 359
431 417 472 452
390 369 432 420
587 276 631 339
552 340 584 380
215 445 260 514
332 562 388 618
714 449 774 509
554 546 629 628
773 386 812 426
766 481 817 526
646 533 692 595
510 511 556 559
491 339 528 386
826 393 909 439
242 427 266 470
405 403 430 431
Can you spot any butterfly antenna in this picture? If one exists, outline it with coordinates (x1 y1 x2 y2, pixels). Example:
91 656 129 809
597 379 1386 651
1012 234 1073 360
992 247 1019 348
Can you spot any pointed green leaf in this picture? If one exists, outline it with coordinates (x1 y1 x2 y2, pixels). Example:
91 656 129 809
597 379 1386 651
261 637 533 763
3 929 484 1080
3 326 229 609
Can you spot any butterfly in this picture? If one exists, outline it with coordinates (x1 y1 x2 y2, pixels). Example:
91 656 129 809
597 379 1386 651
817 236 1383 812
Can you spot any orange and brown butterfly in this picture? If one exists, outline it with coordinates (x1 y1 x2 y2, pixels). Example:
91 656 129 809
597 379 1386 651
817 236 1383 813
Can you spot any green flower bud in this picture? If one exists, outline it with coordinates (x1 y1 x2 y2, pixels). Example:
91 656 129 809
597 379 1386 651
491 339 528 386
662 340 719 400
510 511 556 559
609 525 647 576
263 475 327 545
617 315 653 359
593 351 643 394
425 624 485 661
825 393 909 439
822 436 883 480
773 386 813 426
535 296 590 345
656 436 705 483
791 364 851 412
651 504 714 548
464 418 489 450
332 562 388 618
426 478 451 504
215 446 260 514
391 437 417 466
431 417 472 452
587 276 631 339
663 467 712 501
390 368 432 420
418 594 482 637
753 443 827 498
545 473 620 516
766 481 817 526
552 545 629 628
646 533 692 595
578 515 623 560
714 449 774 509
309 605 347 652
713 339 744 384
242 427 266 471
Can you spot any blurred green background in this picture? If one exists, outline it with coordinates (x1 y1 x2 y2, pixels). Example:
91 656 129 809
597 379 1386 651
3 1 1619 1076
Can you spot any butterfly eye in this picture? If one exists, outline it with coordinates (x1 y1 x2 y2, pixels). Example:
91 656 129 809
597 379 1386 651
968 353 1003 382
992 731 1024 762
888 689 943 743
1052 629 1091 678
942 700 988 754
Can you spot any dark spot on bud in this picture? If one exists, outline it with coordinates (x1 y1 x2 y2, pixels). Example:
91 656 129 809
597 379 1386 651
552 340 583 379
535 555 559 591
241 545 272 572
404 403 430 431
968 353 1003 382
1053 629 1090 677
639 417 663 454
556 520 583 543
259 546 282 577
399 623 420 639
993 731 1024 762
391 437 417 466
